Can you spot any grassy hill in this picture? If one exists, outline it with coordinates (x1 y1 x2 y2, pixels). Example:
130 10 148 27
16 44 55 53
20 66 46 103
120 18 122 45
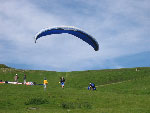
0 64 150 113
0 64 10 68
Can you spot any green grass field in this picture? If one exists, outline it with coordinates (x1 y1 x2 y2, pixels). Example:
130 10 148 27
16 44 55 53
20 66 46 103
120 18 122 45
0 64 150 113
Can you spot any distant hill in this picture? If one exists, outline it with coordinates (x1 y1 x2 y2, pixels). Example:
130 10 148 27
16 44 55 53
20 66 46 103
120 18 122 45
113 51 150 68
0 64 10 68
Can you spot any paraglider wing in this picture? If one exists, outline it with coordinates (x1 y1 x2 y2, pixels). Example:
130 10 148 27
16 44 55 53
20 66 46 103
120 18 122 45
35 26 99 51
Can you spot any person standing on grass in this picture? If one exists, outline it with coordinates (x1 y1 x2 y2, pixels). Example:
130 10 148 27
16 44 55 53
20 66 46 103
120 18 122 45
43 77 48 90
59 77 65 89
23 74 27 84
14 74 19 83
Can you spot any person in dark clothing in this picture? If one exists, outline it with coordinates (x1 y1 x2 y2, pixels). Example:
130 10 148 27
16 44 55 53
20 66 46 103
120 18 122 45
88 83 96 90
59 77 65 88
23 74 27 84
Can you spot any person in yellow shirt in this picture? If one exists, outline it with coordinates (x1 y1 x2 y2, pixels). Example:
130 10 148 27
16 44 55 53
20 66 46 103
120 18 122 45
44 77 48 90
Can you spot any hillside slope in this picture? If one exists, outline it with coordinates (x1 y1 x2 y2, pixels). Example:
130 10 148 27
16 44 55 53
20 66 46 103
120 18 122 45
0 65 150 113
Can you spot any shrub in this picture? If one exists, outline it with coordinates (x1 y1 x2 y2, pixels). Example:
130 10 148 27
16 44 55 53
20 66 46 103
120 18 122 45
25 97 49 105
61 101 92 109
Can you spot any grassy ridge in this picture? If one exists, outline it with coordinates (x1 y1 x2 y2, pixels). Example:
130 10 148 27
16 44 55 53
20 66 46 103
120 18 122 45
0 65 150 113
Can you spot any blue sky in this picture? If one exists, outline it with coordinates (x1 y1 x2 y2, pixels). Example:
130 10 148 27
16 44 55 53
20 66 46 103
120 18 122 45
0 0 150 71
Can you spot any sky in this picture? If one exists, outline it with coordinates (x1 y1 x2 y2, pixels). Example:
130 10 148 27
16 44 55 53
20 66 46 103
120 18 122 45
0 0 150 72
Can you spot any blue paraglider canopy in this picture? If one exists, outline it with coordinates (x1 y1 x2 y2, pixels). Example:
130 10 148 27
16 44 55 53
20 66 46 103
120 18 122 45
34 26 99 51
